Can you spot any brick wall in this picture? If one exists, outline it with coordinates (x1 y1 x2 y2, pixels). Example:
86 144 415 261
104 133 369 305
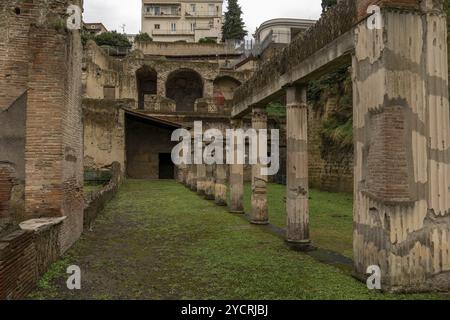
0 223 62 300
0 166 14 221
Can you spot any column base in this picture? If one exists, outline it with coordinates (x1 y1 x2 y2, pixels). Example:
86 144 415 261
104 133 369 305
204 194 215 200
286 239 314 252
215 200 227 206
229 209 245 214
250 219 269 225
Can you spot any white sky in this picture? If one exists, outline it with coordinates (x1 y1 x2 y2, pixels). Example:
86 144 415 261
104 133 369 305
83 0 322 37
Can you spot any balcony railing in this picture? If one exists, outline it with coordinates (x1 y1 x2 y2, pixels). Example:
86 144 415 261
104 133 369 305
152 29 195 36
185 11 220 18
144 11 181 17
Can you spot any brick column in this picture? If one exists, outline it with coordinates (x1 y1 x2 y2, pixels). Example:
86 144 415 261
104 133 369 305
229 119 244 214
285 85 311 249
214 164 227 206
250 106 268 225
352 1 450 291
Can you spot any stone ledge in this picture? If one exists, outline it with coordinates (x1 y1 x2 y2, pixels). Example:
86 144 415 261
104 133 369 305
19 217 66 233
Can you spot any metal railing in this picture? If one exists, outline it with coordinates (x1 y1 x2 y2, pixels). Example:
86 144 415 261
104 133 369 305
152 29 195 36
185 11 220 18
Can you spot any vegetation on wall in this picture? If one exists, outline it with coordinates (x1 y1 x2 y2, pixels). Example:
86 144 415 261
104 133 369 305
134 32 152 43
321 0 337 13
308 66 353 159
222 0 248 41
199 38 217 44
82 31 132 48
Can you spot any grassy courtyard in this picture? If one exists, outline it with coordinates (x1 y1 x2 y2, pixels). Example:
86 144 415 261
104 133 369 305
243 184 354 258
30 180 446 300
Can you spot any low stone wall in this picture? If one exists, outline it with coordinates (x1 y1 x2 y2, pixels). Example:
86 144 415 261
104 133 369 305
83 162 122 229
0 218 64 300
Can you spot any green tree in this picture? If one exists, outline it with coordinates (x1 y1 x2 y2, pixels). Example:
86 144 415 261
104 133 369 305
321 0 337 13
134 32 152 43
199 37 217 44
222 0 247 41
94 31 132 48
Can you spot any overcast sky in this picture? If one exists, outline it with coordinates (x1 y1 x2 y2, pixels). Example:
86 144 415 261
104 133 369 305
83 0 322 37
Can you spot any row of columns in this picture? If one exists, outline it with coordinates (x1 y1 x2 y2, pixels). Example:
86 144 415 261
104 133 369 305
177 84 311 250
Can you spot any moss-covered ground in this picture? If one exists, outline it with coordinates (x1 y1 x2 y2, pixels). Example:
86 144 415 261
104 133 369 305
29 180 447 300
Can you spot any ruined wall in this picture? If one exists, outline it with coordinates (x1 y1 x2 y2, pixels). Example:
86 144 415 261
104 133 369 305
82 41 250 110
125 116 178 179
83 99 132 173
0 220 63 299
308 102 353 193
0 0 84 253
0 93 26 224
0 1 32 110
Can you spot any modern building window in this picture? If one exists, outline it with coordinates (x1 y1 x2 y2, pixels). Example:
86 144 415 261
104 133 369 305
190 4 196 12
190 23 196 31
154 6 160 15
170 22 176 32
208 4 215 16
155 24 160 30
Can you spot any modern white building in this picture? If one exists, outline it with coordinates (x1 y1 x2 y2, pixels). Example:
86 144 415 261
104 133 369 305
253 18 316 58
141 0 224 43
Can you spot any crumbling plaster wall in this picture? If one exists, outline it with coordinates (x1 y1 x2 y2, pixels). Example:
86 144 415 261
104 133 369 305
82 42 250 112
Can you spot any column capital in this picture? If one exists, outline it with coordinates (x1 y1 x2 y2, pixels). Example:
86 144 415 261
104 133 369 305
230 118 243 129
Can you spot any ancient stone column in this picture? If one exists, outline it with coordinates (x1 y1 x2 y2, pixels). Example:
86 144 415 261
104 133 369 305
285 85 311 249
229 119 244 214
190 164 197 192
352 1 450 291
204 165 215 200
196 164 206 196
214 164 227 206
250 106 268 225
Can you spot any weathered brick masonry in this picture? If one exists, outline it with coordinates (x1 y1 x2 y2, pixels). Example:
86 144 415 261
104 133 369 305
0 0 85 298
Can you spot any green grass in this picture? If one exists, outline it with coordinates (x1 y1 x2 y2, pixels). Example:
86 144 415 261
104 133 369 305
243 183 354 258
29 180 446 300
83 184 103 194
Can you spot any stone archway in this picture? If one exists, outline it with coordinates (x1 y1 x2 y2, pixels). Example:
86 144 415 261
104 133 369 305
136 66 157 110
166 69 203 112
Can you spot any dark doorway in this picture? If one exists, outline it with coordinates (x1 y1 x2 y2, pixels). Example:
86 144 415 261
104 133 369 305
159 153 174 179
166 69 203 112
136 66 157 110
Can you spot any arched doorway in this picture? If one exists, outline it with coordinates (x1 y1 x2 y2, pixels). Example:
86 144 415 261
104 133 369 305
136 66 157 110
166 69 203 112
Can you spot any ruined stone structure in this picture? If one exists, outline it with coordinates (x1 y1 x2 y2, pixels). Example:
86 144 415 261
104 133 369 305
227 0 450 292
0 0 84 299
0 0 84 252
82 39 252 180
1 0 449 298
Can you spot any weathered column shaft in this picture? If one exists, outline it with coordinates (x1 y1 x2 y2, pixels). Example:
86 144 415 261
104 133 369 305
204 164 215 200
196 164 206 195
286 86 310 246
190 164 197 192
214 164 227 206
250 106 268 225
229 119 244 213
352 2 450 291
